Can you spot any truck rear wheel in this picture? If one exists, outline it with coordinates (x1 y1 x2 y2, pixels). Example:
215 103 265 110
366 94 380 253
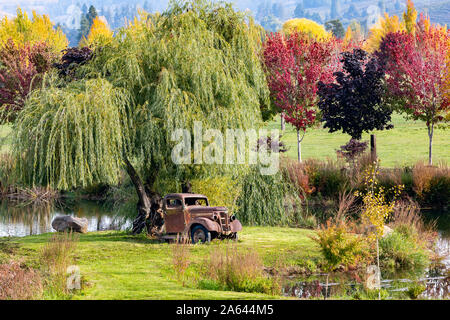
191 225 211 244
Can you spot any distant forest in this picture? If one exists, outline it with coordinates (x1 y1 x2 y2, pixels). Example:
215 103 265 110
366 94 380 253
0 0 448 46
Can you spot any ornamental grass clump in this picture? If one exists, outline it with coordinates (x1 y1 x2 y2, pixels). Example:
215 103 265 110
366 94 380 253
39 231 79 298
200 245 281 295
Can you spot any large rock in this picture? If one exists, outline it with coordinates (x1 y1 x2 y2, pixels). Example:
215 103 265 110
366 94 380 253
52 215 88 233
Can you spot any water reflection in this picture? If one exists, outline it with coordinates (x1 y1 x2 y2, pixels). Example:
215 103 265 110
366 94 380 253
0 200 131 237
282 264 449 299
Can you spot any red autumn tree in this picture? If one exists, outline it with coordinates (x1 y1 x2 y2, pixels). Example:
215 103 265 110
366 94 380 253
263 32 340 162
376 15 449 165
0 39 55 123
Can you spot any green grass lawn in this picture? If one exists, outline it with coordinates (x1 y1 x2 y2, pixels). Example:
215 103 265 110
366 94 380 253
1 227 320 300
265 113 450 167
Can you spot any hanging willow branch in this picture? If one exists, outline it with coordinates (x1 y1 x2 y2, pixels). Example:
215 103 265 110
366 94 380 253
14 75 131 190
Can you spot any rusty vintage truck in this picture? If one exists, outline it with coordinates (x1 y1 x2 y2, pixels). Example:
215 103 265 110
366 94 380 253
154 193 242 244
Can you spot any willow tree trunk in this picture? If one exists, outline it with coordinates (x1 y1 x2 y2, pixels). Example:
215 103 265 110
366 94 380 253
182 181 192 193
281 113 285 131
427 123 434 166
124 158 151 235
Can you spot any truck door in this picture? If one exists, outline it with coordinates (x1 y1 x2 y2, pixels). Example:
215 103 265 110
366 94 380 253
164 197 185 233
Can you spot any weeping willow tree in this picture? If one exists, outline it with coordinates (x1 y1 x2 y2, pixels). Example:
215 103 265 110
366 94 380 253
13 0 271 233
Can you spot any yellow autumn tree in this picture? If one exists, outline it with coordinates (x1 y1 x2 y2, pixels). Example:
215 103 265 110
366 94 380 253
0 8 67 54
79 16 113 47
403 0 418 35
364 13 405 52
282 18 331 41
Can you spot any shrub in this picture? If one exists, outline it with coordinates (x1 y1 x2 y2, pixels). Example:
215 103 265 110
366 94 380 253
201 245 280 295
281 158 315 198
379 230 430 271
306 159 349 198
389 200 437 249
191 176 241 213
337 139 368 163
412 162 449 209
313 221 370 271
0 261 43 300
235 166 301 226
421 175 450 209
406 282 426 299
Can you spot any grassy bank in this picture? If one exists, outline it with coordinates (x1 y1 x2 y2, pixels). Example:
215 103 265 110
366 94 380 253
0 227 320 300
267 113 450 167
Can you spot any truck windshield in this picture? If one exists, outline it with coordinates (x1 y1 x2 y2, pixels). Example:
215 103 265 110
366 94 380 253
185 197 208 206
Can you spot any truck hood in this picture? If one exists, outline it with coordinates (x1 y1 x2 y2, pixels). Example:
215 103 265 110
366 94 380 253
186 206 227 214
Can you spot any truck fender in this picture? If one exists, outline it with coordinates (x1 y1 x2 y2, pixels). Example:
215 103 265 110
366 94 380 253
186 217 220 233
230 219 242 232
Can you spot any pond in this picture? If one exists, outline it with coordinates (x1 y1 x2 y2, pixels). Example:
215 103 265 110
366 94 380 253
282 212 450 300
0 200 131 237
0 199 448 299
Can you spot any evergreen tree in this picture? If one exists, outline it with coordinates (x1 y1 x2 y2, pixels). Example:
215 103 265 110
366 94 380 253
325 19 345 38
78 5 98 44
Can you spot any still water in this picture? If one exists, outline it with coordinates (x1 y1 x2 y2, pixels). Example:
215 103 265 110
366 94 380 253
0 200 131 237
282 212 450 300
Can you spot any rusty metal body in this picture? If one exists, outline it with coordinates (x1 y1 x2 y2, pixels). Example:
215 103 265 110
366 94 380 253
161 193 242 240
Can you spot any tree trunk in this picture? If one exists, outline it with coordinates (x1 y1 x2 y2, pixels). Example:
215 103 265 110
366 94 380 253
297 129 302 163
370 134 377 163
182 180 192 193
281 113 285 131
428 123 434 166
124 157 152 235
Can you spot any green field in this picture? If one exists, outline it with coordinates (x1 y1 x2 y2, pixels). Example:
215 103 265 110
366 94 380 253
1 227 320 300
266 113 450 167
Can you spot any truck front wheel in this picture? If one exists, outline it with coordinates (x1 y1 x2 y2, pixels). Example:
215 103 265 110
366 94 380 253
191 225 211 244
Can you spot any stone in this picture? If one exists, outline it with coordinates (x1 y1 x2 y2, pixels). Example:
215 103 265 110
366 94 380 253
52 215 88 233
382 225 394 238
